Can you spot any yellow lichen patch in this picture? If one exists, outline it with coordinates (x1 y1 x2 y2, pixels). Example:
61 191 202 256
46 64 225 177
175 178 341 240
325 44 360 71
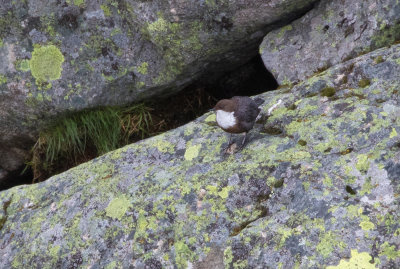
390 128 398 138
100 4 111 16
276 227 294 249
218 186 231 199
277 25 293 38
105 261 117 269
224 246 233 267
346 205 363 220
326 249 376 269
135 210 149 238
73 0 85 7
105 196 131 220
356 154 370 172
206 185 231 199
29 45 64 82
154 139 175 153
137 62 148 75
380 242 400 260
204 114 216 123
0 74 7 84
316 231 346 258
184 143 201 161
174 240 193 268
360 220 375 231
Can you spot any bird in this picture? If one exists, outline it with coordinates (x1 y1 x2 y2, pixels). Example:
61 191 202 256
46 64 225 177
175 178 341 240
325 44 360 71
213 96 264 152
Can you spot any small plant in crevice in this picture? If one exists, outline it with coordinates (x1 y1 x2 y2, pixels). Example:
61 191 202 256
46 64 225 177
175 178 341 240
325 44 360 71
26 104 153 182
24 87 217 183
119 104 154 142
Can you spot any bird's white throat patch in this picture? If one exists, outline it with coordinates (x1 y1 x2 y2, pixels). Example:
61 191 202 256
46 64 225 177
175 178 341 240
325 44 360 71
216 110 236 129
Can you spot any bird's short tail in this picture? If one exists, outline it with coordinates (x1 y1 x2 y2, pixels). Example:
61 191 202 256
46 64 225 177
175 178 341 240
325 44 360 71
253 97 265 107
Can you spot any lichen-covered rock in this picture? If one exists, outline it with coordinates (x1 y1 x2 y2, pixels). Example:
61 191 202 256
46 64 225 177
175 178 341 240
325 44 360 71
1 44 400 268
260 0 400 85
0 0 318 186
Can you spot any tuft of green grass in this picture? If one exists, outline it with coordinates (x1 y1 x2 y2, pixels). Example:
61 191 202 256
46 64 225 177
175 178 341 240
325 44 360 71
27 103 152 182
24 86 216 183
120 104 152 141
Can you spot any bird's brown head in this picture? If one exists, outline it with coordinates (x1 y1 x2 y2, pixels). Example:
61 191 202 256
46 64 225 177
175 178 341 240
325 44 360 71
214 99 236 113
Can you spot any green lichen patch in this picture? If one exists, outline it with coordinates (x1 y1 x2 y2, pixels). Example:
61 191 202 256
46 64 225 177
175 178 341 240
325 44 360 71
16 59 30 72
204 114 218 128
145 15 204 85
0 74 7 85
326 249 376 269
174 240 194 268
154 139 175 153
204 114 216 123
29 45 64 82
380 242 400 260
73 0 85 7
372 21 400 49
105 196 131 220
184 143 201 161
390 128 398 138
356 154 370 173
316 231 346 258
137 62 149 75
100 4 112 17
360 220 375 231
277 25 293 38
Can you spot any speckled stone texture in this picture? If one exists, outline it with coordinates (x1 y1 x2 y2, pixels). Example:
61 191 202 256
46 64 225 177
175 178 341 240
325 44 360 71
260 0 400 85
0 0 317 185
1 44 400 268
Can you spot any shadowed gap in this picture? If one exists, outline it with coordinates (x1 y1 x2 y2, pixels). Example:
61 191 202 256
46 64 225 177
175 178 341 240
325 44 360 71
3 54 278 190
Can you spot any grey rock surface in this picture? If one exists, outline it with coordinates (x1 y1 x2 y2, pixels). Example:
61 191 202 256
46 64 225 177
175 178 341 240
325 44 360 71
260 0 400 84
0 0 317 186
1 44 400 268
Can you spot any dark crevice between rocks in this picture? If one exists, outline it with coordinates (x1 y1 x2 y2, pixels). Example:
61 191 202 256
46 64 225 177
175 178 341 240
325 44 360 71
0 167 33 192
201 55 279 99
3 54 278 191
149 55 278 125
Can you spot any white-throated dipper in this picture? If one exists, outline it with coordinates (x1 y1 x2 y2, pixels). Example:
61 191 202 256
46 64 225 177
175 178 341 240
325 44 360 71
214 96 264 152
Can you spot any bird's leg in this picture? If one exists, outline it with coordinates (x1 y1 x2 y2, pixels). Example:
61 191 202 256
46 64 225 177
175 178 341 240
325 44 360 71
238 132 248 150
223 134 233 154
228 133 233 146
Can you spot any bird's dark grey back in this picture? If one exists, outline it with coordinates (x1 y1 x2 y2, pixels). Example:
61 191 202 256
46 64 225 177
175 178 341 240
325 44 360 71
232 96 261 131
